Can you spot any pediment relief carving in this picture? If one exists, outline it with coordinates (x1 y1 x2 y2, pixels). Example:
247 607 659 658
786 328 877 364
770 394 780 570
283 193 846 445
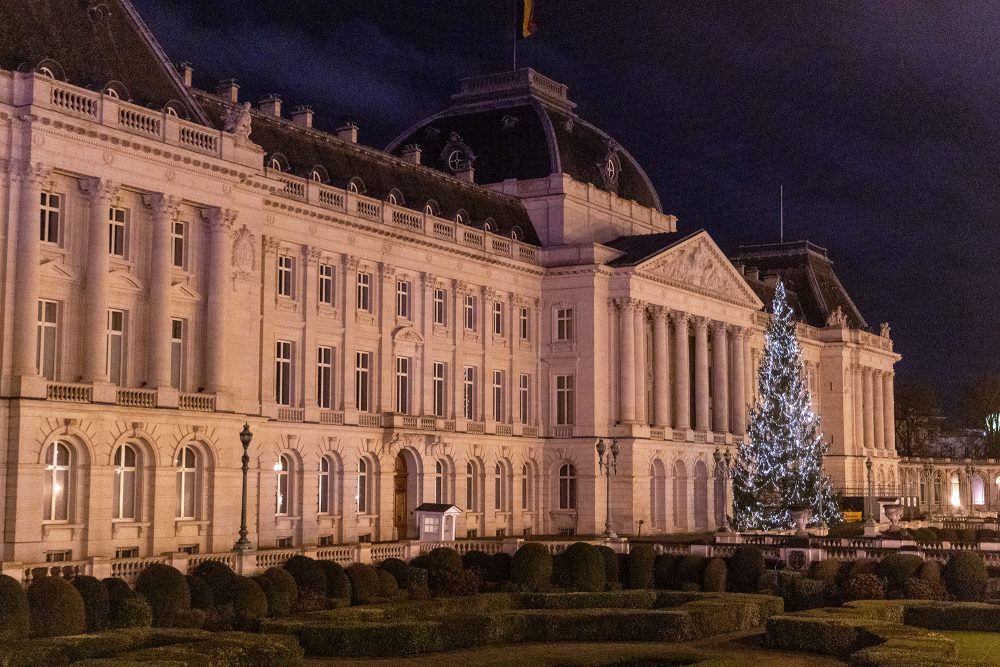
639 235 761 307
392 326 423 345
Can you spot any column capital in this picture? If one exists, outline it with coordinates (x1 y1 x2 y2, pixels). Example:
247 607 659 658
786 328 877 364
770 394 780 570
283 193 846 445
344 255 360 272
668 310 690 325
729 324 745 338
79 177 121 204
691 315 709 330
262 235 280 256
615 297 642 312
484 287 500 301
305 246 322 267
201 206 237 232
652 305 670 321
380 263 395 279
141 192 181 220
711 319 728 333
422 272 437 288
12 160 52 186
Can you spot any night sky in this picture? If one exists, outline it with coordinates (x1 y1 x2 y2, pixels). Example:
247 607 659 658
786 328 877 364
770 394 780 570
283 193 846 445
132 0 1000 408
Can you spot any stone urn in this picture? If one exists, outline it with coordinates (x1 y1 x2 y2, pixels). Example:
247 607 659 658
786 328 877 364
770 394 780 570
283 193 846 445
789 505 812 537
883 504 903 532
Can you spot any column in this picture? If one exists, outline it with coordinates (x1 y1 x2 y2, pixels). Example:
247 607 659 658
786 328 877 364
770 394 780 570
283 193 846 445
711 321 729 434
303 247 321 410
873 370 885 451
853 366 864 453
651 307 671 427
11 162 50 382
142 193 180 390
671 312 690 430
633 303 647 424
693 316 710 432
453 281 467 421
80 177 120 383
863 368 875 451
617 299 636 424
883 372 896 453
731 326 746 436
379 263 395 413
421 273 436 416
201 207 236 398
343 256 360 413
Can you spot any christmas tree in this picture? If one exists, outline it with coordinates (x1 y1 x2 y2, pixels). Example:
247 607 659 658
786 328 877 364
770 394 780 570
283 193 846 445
732 281 841 530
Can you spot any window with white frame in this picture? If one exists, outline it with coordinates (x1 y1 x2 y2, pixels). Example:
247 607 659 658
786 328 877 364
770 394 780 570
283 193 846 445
463 366 476 420
519 306 530 340
275 340 293 406
492 370 504 422
555 374 576 425
433 288 447 325
395 356 411 414
556 307 575 341
175 446 198 519
357 458 370 513
396 280 411 318
317 346 334 409
40 191 61 244
463 295 477 331
36 299 58 380
318 263 335 306
433 362 447 418
43 442 71 521
106 309 126 385
113 444 137 520
519 373 530 425
435 460 445 503
466 461 478 511
171 220 186 269
493 302 504 335
355 351 371 412
170 319 184 390
494 462 506 511
356 272 372 311
559 463 577 509
521 462 532 510
277 255 295 298
318 456 334 514
108 206 127 258
275 454 291 516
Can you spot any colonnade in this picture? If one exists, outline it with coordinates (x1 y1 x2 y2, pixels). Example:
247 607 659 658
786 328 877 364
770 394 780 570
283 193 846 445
852 365 896 453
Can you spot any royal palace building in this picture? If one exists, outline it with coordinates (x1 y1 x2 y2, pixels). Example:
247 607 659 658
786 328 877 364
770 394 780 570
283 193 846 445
0 0 899 565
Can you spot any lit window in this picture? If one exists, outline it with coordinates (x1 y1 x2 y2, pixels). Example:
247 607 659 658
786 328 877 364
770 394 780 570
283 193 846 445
40 192 61 244
466 461 478 511
463 366 476 420
493 302 504 336
433 288 447 326
556 374 576 425
556 308 575 341
319 264 336 306
519 307 530 341
355 351 371 412
433 362 447 418
318 456 333 514
43 442 71 521
113 444 137 520
559 463 577 510
950 473 961 507
435 460 445 504
176 446 198 519
357 458 369 513
275 454 291 516
317 346 334 409
522 463 532 510
277 255 295 298
36 299 58 380
171 221 186 269
973 475 985 506
170 319 184 390
275 340 293 406
106 309 126 385
395 356 410 414
519 374 530 425
492 370 504 422
464 295 477 331
108 207 127 258
356 272 372 311
396 280 411 318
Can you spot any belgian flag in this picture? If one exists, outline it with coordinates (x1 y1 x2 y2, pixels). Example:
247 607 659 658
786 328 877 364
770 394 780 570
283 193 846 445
516 0 537 39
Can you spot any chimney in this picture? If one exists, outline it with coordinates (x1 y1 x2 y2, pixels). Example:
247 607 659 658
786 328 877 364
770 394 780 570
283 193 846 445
455 163 475 183
763 274 779 288
336 121 358 143
216 79 239 104
290 105 314 128
258 94 282 118
745 267 759 282
400 144 421 165
177 62 193 87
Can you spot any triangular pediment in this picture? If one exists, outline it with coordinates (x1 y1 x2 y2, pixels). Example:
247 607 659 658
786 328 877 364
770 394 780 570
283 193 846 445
40 258 75 281
634 232 763 308
171 280 201 301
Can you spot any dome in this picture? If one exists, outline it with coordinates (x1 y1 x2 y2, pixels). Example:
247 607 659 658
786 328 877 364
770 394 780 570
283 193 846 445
387 68 662 212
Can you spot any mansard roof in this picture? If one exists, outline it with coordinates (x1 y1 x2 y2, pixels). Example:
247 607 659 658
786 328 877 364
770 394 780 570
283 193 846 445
732 241 870 330
387 69 662 211
0 0 208 124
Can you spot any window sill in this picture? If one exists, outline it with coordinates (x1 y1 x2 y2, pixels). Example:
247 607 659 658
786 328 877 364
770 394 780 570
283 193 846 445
111 520 150 537
41 522 84 539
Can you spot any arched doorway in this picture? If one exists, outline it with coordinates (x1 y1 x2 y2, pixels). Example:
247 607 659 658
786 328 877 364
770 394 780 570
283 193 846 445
393 449 422 539
393 453 407 539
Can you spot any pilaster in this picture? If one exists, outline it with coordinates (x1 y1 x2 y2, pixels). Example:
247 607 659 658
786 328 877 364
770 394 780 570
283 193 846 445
79 177 121 384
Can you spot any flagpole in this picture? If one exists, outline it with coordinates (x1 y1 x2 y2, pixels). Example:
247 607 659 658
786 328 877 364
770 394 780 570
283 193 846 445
780 184 784 243
513 0 518 71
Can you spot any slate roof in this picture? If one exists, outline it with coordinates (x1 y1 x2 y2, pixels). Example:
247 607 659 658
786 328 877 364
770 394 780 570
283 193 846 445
414 503 461 513
732 241 869 330
604 230 697 267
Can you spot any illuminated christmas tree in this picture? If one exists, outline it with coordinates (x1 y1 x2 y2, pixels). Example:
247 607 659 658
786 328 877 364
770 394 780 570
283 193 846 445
732 281 841 530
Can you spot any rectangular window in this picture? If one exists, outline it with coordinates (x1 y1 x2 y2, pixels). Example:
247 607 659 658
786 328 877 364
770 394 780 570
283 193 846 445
356 272 371 311
519 373 530 425
492 370 504 422
556 374 576 425
106 309 126 385
493 302 504 335
318 263 336 306
277 255 295 298
395 356 410 414
519 306 530 340
170 318 184 390
464 295 477 331
36 299 58 380
396 280 411 318
115 547 139 559
355 351 371 412
317 346 334 409
172 221 186 268
108 206 127 258
433 288 447 325
556 308 575 341
40 192 60 244
463 366 476 420
275 340 293 406
433 362 447 418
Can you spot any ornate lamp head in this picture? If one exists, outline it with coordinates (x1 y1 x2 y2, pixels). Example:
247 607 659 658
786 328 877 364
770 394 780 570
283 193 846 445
610 439 620 460
865 456 873 472
239 423 253 448
595 439 606 458
724 448 733 467
713 447 722 465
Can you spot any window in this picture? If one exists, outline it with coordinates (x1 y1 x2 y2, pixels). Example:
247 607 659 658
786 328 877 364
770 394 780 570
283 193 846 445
396 280 411 318
423 515 441 534
277 255 295 298
317 346 333 409
493 302 504 335
171 221 186 268
494 462 506 511
319 264 336 306
463 366 477 420
522 463 532 510
433 362 447 418
43 442 70 521
36 299 58 380
176 446 198 519
275 340 293 406
492 370 504 422
395 356 411 414
435 460 445 504
433 288 447 325
178 544 200 555
463 295 477 331
318 456 333 514
519 306 530 340
115 547 139 559
357 458 369 513
113 444 137 520
106 309 125 385
355 351 371 412
519 374 530 425
40 192 60 244
46 550 73 562
973 475 986 506
555 375 576 425
556 308 575 341
170 319 184 390
356 272 372 312
466 461 478 511
275 454 291 516
559 463 577 510
108 207 126 257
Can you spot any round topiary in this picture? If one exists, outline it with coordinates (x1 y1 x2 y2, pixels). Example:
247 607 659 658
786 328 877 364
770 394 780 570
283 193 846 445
462 550 491 577
846 558 877 579
401 566 431 600
282 555 327 598
809 559 842 584
903 577 946 600
487 552 513 583
843 573 886 601
597 546 619 584
103 577 132 608
192 560 237 605
674 555 708 591
26 576 86 637
958 528 978 544
511 543 553 592
185 575 214 610
345 563 381 605
426 547 463 575
978 528 999 543
423 547 477 597
557 542 606 592
626 545 655 590
103 578 151 629
172 608 206 629
231 575 268 630
0 574 29 641
913 527 938 542
943 552 987 601
653 554 679 589
71 575 110 631
876 554 924 594
134 563 191 627
728 545 765 593
376 558 409 586
318 560 352 602
936 528 959 543
702 558 727 592
257 567 298 616
918 560 942 584
376 569 399 598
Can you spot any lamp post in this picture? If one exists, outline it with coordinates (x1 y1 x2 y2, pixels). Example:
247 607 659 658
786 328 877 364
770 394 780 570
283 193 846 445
596 438 620 539
864 456 875 528
234 423 253 552
713 447 733 532
966 462 974 509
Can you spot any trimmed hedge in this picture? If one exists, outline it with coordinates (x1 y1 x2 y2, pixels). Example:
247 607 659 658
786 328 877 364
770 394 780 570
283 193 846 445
557 542 605 592
103 578 152 629
72 575 111 631
653 554 678 589
903 577 946 601
511 543 552 591
728 545 764 593
192 560 237 606
0 573 30 641
256 567 298 616
231 575 269 630
345 563 381 605
626 544 655 590
317 560 352 603
26 576 86 637
488 552 513 583
673 555 708 591
809 558 842 584
702 558 727 592
282 555 327 598
462 550 491 576
918 559 941 584
596 546 619 584
185 574 214 610
377 569 400 598
876 553 924 594
843 574 886 601
135 563 191 627
942 551 987 601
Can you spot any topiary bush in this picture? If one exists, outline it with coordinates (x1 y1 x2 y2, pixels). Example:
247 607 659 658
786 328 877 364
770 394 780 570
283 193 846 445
376 569 399 598
626 545 655 590
71 575 110 631
912 527 938 542
596 546 619 584
876 553 925 594
318 560 352 603
185 574 214 610
231 575 269 630
943 551 987 601
257 567 298 616
556 542 605 592
192 560 237 606
462 550 491 577
702 558 727 592
134 563 191 627
978 528 999 543
846 558 877 579
511 543 552 592
674 555 708 591
936 528 958 543
809 559 842 584
903 576 946 600
283 555 328 598
26 576 86 637
918 559 941 584
728 545 764 593
172 607 206 629
345 563 381 605
103 577 152 629
488 552 513 583
377 557 409 586
402 566 431 600
843 573 886 601
784 577 830 611
958 528 978 544
0 573 29 641
653 554 678 589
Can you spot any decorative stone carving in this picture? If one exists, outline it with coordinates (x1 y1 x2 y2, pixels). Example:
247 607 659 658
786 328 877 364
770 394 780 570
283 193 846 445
223 101 253 142
79 177 120 204
201 207 237 233
826 306 848 327
141 193 181 220
879 322 891 338
262 235 279 257
12 160 52 186
306 246 322 267
647 237 757 305
232 225 256 277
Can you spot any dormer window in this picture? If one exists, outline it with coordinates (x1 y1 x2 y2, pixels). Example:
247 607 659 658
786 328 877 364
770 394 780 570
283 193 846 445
424 200 440 216
309 165 329 183
510 226 524 241
310 170 322 182
269 158 283 171
482 218 496 234
105 87 119 99
165 107 178 117
387 189 404 206
37 67 54 78
446 149 467 171
348 177 366 195
455 209 469 225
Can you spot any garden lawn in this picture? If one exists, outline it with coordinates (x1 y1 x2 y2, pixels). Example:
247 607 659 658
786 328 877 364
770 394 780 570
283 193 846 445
943 632 1000 664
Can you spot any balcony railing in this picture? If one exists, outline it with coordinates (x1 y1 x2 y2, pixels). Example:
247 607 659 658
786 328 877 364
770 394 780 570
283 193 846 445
117 388 156 408
277 407 305 423
47 382 92 403
179 393 215 412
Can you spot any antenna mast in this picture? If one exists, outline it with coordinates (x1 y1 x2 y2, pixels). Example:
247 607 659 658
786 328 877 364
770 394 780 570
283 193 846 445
780 184 784 244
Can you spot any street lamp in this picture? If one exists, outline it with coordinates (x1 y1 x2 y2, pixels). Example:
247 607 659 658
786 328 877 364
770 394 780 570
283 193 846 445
596 438 620 539
234 423 253 552
966 462 974 508
713 447 733 532
864 456 875 528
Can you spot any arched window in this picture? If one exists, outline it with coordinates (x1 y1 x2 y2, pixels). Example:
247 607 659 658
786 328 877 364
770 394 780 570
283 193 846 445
435 460 445 504
919 473 928 505
466 461 479 511
672 460 688 530
318 456 333 514
165 106 178 117
348 177 366 194
424 200 440 216
113 444 138 520
693 460 709 530
43 442 71 521
275 454 291 516
310 170 322 182
494 462 506 511
176 446 198 519
973 475 986 506
950 473 961 507
37 66 55 78
269 157 283 171
650 460 666 530
521 462 533 510
482 218 496 234
105 87 119 99
357 458 370 513
510 226 524 242
558 463 576 510
455 209 469 226
387 189 404 206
